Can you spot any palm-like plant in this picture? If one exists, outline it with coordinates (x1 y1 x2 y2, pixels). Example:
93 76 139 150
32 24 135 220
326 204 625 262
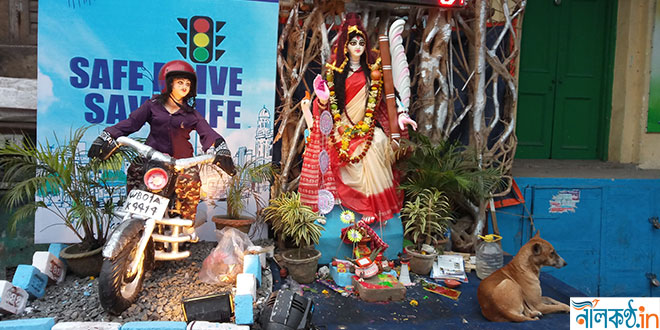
399 131 503 213
401 188 452 251
262 191 324 257
0 127 125 250
223 160 274 219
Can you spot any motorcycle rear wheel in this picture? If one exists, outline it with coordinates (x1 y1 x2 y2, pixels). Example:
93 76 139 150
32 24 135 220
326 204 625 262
99 233 154 315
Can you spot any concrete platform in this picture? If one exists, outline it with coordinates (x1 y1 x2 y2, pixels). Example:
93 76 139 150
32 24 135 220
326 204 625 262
512 159 660 179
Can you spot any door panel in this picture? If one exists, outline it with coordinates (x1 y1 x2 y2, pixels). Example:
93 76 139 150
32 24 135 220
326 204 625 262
516 0 611 159
551 0 607 159
515 0 559 158
553 96 599 155
600 188 653 296
516 93 553 155
527 187 602 296
653 189 660 297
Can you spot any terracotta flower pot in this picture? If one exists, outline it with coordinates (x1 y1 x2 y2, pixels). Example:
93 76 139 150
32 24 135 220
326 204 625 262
212 215 255 234
281 249 321 284
59 244 103 277
404 245 437 275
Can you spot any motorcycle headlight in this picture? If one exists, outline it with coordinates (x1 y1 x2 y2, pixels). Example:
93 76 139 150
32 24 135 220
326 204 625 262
144 167 169 192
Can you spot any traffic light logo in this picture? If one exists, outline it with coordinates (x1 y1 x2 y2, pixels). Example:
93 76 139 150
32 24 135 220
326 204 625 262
176 16 226 63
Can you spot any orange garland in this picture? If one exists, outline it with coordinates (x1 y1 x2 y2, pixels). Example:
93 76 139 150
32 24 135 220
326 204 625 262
326 62 383 164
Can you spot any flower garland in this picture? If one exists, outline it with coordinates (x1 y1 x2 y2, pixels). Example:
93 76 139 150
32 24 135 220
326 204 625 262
326 60 383 164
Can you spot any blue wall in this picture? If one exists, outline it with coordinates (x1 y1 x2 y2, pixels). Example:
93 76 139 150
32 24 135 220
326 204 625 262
495 177 660 297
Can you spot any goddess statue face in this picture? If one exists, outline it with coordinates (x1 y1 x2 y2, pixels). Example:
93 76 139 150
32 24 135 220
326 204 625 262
347 35 366 62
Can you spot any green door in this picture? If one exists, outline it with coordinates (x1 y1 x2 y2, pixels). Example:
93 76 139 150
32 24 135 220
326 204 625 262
516 0 615 159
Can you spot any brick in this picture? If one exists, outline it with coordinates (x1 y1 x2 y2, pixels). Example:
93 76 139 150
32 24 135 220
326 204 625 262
47 244 68 265
52 322 121 330
246 246 267 269
0 280 28 315
120 321 186 330
352 273 406 302
186 321 249 330
32 251 66 283
330 265 355 287
11 265 47 299
233 294 253 325
235 273 256 301
0 318 55 329
242 255 260 286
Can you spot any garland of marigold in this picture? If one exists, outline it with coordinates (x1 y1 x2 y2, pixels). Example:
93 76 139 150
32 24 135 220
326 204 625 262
325 61 383 164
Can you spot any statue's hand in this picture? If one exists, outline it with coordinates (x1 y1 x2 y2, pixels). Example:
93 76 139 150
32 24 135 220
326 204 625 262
301 91 313 128
313 74 329 103
398 112 417 131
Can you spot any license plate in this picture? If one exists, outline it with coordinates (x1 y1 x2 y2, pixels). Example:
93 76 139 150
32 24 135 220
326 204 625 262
123 189 169 219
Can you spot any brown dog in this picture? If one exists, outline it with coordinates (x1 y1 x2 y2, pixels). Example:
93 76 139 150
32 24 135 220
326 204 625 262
477 232 570 322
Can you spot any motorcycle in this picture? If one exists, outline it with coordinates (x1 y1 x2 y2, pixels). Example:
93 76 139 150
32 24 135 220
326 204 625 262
97 136 219 315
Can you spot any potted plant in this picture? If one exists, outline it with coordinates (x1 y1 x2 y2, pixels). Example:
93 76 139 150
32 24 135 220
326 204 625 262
399 132 503 251
262 191 324 283
0 127 125 276
400 188 452 275
211 159 273 234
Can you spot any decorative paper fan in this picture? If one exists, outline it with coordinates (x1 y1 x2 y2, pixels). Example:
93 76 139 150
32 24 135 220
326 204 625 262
319 150 329 174
320 110 333 136
389 19 411 109
317 189 334 215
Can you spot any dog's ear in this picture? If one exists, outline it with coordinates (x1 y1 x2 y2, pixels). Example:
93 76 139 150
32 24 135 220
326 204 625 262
534 230 540 238
533 243 542 255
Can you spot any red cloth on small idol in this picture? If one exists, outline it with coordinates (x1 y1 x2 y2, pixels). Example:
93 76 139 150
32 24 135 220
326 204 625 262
299 100 336 211
340 220 389 251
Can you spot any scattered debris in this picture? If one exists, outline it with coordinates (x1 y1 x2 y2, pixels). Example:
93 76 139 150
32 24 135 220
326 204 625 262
421 279 461 301
317 266 330 279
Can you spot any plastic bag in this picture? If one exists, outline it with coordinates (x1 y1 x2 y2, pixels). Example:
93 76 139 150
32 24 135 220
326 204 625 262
199 227 254 285
199 163 230 201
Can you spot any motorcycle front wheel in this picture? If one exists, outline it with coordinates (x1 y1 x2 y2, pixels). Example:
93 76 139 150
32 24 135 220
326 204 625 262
99 232 154 315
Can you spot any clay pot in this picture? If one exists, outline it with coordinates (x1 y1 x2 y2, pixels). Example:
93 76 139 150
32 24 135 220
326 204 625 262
281 249 321 284
404 245 437 275
59 244 103 277
212 215 255 234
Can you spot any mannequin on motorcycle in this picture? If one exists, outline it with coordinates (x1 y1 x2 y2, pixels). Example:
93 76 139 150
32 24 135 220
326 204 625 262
88 60 235 240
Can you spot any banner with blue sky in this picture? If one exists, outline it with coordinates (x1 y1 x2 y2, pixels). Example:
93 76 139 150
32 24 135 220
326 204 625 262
37 0 278 243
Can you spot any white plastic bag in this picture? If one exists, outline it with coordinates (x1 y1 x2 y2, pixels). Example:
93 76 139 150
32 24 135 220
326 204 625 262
199 227 254 285
199 163 230 201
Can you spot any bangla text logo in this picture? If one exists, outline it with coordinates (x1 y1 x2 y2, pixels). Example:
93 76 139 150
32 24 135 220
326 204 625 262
176 16 226 63
571 298 659 329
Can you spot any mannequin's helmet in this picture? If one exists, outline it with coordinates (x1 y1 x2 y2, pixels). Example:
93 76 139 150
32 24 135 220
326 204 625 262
158 60 197 97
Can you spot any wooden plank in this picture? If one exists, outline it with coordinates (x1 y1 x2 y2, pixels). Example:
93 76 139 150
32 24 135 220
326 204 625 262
8 0 20 42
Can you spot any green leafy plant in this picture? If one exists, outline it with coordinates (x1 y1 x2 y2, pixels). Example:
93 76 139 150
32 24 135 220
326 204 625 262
401 188 452 251
262 191 324 257
399 131 503 213
0 126 125 251
223 160 274 219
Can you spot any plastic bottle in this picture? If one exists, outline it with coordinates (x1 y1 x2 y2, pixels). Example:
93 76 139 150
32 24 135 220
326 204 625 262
476 234 503 280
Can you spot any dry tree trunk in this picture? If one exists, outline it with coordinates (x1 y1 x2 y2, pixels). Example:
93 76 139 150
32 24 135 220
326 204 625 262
275 1 335 196
416 9 451 142
467 0 489 244
409 1 526 251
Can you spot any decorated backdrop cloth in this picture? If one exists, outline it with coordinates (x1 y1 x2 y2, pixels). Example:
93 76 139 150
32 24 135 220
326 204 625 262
35 0 278 243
